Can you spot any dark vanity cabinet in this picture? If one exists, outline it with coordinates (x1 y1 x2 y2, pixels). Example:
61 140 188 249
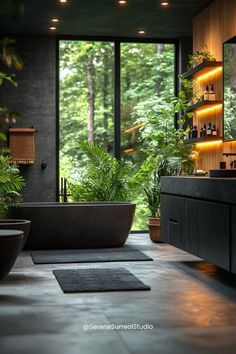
160 195 185 248
161 177 234 272
197 200 230 270
231 207 236 274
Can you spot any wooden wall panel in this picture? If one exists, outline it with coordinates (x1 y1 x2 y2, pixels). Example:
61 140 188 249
193 0 236 171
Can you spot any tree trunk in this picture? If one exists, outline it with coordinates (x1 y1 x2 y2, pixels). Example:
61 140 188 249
103 50 109 149
86 56 95 144
156 43 164 96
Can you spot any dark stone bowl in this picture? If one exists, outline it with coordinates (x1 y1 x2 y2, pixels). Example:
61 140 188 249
0 230 24 281
0 219 31 249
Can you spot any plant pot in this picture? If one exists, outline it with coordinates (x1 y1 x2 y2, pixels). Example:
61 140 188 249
0 219 31 249
148 217 161 243
0 230 24 281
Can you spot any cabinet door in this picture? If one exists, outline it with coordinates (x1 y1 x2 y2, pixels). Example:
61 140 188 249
198 200 230 271
185 199 199 256
160 194 170 243
231 206 236 274
160 194 185 249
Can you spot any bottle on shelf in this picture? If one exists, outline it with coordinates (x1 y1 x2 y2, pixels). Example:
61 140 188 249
192 125 198 138
203 123 207 137
204 85 209 101
209 84 216 101
212 124 217 136
200 127 203 137
206 122 212 136
188 126 193 139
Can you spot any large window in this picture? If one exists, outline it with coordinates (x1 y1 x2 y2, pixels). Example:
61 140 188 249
59 39 175 229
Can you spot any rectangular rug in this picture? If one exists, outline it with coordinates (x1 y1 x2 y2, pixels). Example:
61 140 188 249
53 267 151 293
31 248 153 264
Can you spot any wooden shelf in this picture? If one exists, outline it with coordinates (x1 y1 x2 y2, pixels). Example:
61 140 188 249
182 61 222 80
186 100 222 113
184 136 222 144
125 123 144 134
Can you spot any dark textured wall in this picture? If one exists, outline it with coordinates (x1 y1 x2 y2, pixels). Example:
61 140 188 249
178 37 193 79
0 35 57 202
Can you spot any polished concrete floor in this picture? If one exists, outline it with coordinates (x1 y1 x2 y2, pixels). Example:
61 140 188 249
1 233 236 354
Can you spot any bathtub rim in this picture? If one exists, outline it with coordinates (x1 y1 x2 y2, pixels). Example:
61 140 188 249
10 202 136 208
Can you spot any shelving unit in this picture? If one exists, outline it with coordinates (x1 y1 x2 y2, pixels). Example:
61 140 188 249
186 100 222 113
182 60 222 80
183 61 223 153
184 136 222 144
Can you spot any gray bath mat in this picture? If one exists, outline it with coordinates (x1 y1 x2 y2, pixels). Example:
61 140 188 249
31 248 153 264
53 267 151 293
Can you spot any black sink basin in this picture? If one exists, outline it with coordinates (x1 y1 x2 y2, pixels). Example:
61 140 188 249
209 169 236 178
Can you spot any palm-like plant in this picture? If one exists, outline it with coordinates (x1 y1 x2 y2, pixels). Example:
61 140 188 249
70 142 133 202
0 155 24 216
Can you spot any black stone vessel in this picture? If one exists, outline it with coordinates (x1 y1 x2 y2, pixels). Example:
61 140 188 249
9 202 136 250
0 230 24 281
0 220 31 248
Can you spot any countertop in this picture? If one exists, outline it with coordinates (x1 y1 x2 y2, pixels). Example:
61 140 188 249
161 175 236 204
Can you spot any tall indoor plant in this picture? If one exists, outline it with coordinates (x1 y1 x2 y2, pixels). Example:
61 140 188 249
133 90 195 241
134 156 175 242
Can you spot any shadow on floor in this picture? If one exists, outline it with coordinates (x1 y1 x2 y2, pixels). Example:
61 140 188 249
0 294 38 306
3 273 44 283
170 260 236 301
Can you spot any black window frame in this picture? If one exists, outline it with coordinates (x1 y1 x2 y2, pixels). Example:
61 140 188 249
56 35 179 201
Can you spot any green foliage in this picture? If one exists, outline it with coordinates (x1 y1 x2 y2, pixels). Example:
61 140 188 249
223 44 236 141
59 40 114 173
131 90 195 219
0 34 24 216
59 41 176 229
0 71 17 87
0 37 23 70
188 44 216 69
224 87 236 140
0 155 25 216
179 75 202 104
134 156 174 217
0 36 23 127
70 142 133 202
133 92 194 176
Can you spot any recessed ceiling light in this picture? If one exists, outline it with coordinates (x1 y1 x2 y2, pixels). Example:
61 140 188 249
118 0 127 4
138 30 146 35
161 2 169 6
50 26 57 30
52 18 59 22
59 0 68 3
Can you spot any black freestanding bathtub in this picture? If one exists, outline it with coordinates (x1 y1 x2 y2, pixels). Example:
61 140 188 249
8 202 136 250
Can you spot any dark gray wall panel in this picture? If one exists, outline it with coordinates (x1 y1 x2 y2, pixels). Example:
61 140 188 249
0 35 56 202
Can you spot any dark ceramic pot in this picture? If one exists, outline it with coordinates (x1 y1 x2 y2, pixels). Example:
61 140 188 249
0 230 24 281
0 219 31 249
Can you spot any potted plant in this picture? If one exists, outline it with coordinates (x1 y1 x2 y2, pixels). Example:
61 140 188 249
132 89 195 241
187 44 216 69
145 167 161 242
135 156 173 242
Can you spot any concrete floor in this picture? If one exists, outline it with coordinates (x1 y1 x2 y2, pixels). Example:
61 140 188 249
1 233 236 354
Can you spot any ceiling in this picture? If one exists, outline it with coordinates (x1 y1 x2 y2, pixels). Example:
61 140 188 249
0 0 213 39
